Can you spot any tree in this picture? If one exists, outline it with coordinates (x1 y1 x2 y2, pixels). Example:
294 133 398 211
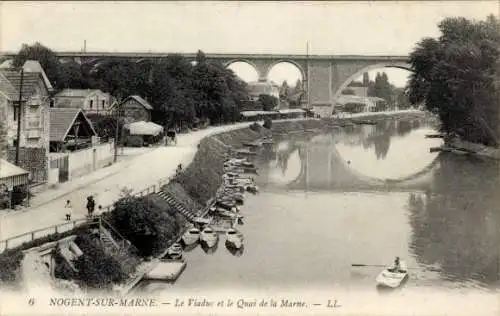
407 15 500 145
91 59 143 99
109 195 183 257
258 94 279 111
363 72 370 86
58 61 85 89
279 81 289 100
293 79 303 94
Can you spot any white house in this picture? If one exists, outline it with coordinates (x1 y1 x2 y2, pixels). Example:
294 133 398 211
54 89 114 114
246 81 280 101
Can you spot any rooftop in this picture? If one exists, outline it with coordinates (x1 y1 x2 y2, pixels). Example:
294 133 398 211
120 95 153 110
0 70 46 100
49 108 97 142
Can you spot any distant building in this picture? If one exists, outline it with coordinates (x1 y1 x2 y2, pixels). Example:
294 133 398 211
335 95 388 113
344 86 369 97
246 81 280 101
54 89 114 114
113 95 153 124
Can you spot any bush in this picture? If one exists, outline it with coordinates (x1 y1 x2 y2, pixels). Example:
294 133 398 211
11 185 28 206
108 195 183 257
249 122 261 133
263 117 273 129
73 233 127 289
0 249 24 284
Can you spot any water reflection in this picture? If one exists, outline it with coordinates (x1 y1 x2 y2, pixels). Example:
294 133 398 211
200 241 219 254
261 118 442 190
408 154 500 287
225 241 245 256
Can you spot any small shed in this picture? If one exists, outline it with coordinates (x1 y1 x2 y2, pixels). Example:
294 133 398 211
49 108 98 152
123 121 164 147
0 159 30 209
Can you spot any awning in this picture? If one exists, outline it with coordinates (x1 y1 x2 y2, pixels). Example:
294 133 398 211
125 121 164 136
0 159 30 190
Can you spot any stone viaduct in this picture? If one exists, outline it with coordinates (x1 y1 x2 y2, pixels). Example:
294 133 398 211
1 51 412 116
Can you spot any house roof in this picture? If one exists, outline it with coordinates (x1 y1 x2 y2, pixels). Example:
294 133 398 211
49 108 97 142
22 60 54 92
0 72 20 100
121 95 153 110
0 159 29 179
0 70 47 100
56 89 104 98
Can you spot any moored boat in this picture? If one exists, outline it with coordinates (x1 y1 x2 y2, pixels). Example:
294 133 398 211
200 227 219 248
225 228 244 249
181 227 200 246
166 242 183 260
375 261 408 288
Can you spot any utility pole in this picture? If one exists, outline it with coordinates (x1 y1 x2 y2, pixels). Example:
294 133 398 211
113 95 122 163
15 68 24 165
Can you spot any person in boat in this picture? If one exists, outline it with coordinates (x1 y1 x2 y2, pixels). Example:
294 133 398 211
391 257 401 272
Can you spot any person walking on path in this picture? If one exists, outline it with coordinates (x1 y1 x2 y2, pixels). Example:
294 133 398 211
64 200 73 221
86 196 95 218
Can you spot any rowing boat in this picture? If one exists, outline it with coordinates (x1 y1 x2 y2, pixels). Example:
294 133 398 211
375 261 408 288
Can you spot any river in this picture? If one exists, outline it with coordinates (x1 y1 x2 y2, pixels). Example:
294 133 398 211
137 117 500 313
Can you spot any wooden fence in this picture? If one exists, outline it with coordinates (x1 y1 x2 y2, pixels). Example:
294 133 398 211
0 176 173 253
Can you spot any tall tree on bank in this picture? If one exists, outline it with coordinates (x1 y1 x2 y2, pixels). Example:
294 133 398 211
407 15 500 145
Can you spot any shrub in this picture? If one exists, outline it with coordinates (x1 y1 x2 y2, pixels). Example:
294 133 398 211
11 185 29 206
263 117 273 129
108 195 183 257
73 233 127 289
0 249 24 284
249 122 261 133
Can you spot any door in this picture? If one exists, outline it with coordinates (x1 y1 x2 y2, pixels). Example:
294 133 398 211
58 156 69 183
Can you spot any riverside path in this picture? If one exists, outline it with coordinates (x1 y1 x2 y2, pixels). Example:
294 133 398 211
0 122 253 247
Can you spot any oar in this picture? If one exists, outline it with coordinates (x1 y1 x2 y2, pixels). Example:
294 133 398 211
352 264 441 272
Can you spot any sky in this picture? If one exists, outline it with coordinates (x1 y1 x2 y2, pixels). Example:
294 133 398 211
1 1 497 87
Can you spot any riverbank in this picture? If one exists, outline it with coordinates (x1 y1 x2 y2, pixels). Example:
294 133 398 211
0 110 430 292
447 138 500 160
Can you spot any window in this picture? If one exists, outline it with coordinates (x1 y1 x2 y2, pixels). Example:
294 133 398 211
102 100 105 108
13 105 17 121
89 100 93 109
